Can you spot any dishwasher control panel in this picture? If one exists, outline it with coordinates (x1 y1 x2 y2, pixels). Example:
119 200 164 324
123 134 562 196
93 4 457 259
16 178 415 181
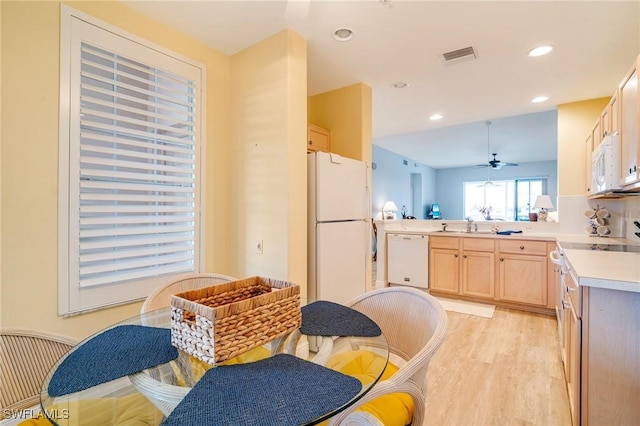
387 233 429 289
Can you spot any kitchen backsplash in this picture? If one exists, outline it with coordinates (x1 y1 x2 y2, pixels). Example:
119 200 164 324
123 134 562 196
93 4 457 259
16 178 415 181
558 195 640 240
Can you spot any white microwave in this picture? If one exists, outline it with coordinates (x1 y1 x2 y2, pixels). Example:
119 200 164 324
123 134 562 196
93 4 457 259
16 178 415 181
591 133 622 194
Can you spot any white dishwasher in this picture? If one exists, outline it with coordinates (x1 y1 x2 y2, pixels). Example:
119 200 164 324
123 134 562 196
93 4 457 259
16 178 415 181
387 233 429 289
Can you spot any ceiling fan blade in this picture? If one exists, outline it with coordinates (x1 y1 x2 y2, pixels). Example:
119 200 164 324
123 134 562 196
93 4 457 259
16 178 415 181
503 162 519 167
285 0 310 20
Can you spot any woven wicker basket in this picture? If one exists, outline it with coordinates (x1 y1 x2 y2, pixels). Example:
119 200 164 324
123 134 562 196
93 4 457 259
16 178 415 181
170 276 301 365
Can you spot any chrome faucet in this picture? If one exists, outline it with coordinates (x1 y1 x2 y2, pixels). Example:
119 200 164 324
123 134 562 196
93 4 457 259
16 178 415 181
466 217 478 233
441 222 448 232
491 223 500 233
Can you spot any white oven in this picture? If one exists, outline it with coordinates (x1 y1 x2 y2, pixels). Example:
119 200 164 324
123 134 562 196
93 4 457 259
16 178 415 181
591 133 622 194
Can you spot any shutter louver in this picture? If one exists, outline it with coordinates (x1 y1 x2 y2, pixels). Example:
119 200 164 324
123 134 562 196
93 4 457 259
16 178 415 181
77 42 196 288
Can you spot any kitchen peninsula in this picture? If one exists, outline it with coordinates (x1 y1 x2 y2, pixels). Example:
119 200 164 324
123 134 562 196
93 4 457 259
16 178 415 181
375 218 640 425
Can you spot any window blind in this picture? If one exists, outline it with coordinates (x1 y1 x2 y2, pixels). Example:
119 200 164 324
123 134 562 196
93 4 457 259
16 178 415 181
76 42 196 288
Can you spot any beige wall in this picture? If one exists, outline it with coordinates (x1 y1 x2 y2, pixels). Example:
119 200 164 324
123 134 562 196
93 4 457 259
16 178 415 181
308 83 373 164
557 97 610 196
228 30 308 294
1 1 233 338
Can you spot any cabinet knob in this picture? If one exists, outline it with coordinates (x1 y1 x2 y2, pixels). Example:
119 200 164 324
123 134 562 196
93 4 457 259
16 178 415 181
308 140 313 145
500 257 504 262
454 254 458 258
520 245 525 250
463 254 467 258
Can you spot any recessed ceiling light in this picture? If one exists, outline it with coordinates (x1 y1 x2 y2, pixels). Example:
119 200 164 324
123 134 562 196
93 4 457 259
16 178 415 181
528 45 553 57
332 27 354 42
430 114 443 121
391 81 409 89
531 96 549 103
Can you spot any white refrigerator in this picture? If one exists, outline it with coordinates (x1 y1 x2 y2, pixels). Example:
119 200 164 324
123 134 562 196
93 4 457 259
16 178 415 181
308 152 369 305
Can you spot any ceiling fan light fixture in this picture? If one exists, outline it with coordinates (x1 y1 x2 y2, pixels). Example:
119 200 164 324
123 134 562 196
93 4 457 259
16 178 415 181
528 45 554 57
332 27 354 42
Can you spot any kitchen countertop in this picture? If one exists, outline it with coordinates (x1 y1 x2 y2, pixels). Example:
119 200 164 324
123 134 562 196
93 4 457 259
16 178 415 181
556 235 640 293
380 225 640 293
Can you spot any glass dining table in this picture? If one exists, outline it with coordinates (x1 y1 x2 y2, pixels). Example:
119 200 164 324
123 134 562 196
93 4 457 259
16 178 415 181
39 306 389 425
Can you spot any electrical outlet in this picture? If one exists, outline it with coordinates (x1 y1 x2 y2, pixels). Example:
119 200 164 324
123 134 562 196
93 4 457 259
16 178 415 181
256 240 263 255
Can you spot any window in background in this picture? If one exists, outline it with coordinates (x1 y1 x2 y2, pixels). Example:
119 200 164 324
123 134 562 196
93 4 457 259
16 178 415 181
464 178 546 222
58 6 205 315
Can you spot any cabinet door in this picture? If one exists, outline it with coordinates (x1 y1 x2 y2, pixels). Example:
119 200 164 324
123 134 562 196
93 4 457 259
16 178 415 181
461 250 495 299
585 133 594 195
307 124 331 152
429 248 459 294
567 302 581 426
498 254 547 306
619 61 639 186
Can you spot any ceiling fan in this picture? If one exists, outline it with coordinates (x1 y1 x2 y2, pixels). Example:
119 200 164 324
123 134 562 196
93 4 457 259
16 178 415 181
480 153 519 169
475 121 519 169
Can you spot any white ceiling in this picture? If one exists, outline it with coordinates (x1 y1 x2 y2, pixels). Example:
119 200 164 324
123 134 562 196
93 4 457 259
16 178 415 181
121 0 639 168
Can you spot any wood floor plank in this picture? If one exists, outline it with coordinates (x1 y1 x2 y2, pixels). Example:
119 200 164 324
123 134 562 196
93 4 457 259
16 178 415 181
423 307 572 426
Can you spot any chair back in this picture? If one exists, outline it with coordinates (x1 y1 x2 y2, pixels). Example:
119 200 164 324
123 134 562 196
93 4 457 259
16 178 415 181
0 329 77 418
342 287 447 425
140 273 237 313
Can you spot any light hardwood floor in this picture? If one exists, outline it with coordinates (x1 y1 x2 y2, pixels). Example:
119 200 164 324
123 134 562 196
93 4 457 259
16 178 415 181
423 308 571 426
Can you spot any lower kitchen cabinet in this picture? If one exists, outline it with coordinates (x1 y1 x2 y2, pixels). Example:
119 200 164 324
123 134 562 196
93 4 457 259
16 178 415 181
497 240 548 307
562 270 581 426
559 268 640 426
429 236 495 300
429 237 460 295
429 236 553 312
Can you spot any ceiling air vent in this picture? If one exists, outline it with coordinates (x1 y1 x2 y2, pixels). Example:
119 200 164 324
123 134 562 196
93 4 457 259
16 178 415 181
441 46 477 64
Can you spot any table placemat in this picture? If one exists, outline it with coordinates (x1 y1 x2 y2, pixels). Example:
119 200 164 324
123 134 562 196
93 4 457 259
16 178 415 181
300 300 381 337
162 353 362 426
48 325 178 396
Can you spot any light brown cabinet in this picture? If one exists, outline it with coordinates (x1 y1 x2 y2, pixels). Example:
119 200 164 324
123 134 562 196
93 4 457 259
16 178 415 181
585 132 594 195
600 90 619 138
307 123 331 153
429 236 496 300
429 236 460 295
562 270 581 426
619 54 639 188
559 269 640 425
497 239 548 307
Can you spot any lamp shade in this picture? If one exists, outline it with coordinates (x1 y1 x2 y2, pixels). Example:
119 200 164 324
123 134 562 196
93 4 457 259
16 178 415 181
533 195 554 209
382 201 398 212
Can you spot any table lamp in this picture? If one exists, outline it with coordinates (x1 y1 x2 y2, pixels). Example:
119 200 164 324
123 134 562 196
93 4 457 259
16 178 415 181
533 195 554 222
382 201 398 220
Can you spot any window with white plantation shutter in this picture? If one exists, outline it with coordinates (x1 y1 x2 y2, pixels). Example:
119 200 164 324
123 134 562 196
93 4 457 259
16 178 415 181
59 7 205 315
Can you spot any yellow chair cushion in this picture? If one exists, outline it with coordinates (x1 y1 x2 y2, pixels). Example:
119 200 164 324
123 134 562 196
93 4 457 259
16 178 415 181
323 350 414 426
17 393 163 426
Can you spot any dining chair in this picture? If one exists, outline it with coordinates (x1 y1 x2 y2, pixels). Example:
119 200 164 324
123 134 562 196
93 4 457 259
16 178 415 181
0 328 78 420
324 287 448 426
140 272 238 314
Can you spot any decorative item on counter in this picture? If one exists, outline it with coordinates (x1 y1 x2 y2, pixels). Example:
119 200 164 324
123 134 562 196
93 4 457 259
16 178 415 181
584 205 611 237
382 201 398 220
533 195 554 222
401 205 408 219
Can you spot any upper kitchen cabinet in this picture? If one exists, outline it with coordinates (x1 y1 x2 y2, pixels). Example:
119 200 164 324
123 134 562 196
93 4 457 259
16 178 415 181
307 123 331 153
600 90 619 138
619 54 640 189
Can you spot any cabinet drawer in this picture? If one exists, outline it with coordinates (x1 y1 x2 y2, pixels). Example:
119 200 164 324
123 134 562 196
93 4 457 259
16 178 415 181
499 239 547 256
429 236 459 250
462 238 495 252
